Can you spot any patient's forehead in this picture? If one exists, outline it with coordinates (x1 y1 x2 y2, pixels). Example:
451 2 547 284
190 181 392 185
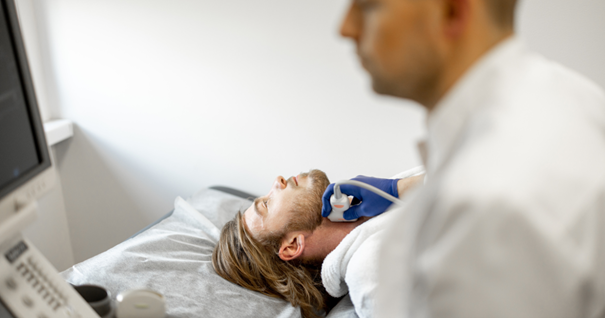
243 196 295 239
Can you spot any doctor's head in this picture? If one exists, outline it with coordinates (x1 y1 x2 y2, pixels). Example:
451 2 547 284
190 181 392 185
340 0 518 109
212 169 331 318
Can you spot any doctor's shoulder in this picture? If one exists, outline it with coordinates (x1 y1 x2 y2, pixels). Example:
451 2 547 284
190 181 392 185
519 52 605 122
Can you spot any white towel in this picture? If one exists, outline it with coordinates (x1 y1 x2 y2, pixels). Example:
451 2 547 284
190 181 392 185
321 206 403 318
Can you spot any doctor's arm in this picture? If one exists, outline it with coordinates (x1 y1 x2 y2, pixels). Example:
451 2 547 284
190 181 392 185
396 174 424 197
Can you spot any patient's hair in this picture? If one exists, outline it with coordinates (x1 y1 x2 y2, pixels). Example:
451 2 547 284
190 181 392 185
213 212 324 318
212 171 329 318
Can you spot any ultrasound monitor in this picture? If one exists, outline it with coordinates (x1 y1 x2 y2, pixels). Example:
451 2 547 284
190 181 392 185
0 0 54 230
0 0 100 316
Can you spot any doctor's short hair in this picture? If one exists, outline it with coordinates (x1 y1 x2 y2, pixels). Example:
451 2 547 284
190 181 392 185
485 0 519 28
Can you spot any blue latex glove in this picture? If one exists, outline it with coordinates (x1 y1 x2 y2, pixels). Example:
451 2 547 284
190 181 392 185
321 176 400 220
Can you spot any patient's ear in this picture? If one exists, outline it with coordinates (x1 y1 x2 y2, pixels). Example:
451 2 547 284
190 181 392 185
278 232 306 261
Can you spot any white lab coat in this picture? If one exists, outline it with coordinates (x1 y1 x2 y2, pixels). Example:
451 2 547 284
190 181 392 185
377 36 605 318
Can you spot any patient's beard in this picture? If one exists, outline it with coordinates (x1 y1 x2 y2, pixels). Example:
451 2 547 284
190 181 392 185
286 169 330 234
289 170 331 267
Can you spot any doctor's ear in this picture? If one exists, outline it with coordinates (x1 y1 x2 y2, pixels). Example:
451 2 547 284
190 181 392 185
439 0 471 38
278 233 306 261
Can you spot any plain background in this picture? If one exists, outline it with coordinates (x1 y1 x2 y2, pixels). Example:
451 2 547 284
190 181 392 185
13 0 605 269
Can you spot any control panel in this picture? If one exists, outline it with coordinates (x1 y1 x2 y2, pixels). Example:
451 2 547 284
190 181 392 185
0 235 100 318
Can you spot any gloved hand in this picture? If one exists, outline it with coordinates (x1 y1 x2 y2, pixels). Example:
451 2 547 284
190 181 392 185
321 176 400 220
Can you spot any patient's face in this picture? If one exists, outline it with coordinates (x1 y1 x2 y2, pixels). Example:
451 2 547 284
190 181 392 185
244 169 329 239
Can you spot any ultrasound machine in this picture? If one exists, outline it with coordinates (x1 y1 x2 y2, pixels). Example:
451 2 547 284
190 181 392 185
0 0 100 316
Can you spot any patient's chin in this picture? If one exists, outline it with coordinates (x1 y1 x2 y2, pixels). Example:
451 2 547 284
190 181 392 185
300 255 324 268
318 217 344 228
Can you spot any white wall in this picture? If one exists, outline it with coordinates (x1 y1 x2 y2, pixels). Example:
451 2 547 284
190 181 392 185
518 0 605 87
32 0 605 263
42 0 425 262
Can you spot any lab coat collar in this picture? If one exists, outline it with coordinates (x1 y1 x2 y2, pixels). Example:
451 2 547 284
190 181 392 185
424 36 525 175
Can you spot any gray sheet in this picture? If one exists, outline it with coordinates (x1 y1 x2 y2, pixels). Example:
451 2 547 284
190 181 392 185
326 295 358 318
61 189 301 318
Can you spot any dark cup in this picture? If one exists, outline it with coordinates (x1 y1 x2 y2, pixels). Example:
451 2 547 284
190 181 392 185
72 284 114 318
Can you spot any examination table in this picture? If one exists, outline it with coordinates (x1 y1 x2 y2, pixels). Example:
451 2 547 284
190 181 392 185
61 186 357 318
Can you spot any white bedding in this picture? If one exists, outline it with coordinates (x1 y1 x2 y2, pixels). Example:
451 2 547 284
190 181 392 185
61 189 301 318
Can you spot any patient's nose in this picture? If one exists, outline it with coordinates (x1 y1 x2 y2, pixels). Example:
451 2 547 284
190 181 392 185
275 176 287 189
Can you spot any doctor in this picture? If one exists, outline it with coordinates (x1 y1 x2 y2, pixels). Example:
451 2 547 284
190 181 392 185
321 0 605 317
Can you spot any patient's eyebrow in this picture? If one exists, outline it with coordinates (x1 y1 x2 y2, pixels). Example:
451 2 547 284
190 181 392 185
253 198 264 217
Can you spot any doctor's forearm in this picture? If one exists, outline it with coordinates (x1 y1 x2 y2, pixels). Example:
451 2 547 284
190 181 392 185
397 174 425 198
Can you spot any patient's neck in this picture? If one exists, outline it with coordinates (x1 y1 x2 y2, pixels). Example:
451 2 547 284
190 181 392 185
300 217 369 263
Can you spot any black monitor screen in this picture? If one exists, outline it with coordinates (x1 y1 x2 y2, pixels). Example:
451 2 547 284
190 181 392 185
0 1 42 192
0 297 16 318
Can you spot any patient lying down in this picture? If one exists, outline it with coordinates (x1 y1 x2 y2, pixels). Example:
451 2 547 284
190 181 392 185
212 169 421 318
